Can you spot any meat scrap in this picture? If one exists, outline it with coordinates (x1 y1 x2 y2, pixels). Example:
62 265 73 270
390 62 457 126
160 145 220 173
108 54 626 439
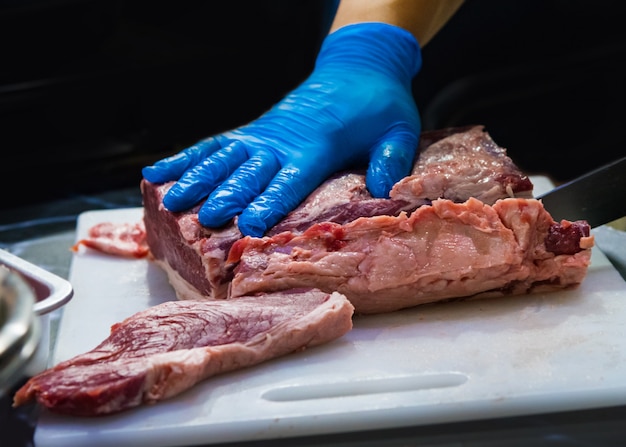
71 221 149 258
14 289 354 416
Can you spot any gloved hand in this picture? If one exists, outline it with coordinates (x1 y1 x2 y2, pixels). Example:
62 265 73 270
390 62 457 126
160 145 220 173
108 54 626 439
142 22 422 237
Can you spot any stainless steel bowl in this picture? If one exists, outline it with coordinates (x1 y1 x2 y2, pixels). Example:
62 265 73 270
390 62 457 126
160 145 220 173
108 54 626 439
0 249 73 398
0 266 41 396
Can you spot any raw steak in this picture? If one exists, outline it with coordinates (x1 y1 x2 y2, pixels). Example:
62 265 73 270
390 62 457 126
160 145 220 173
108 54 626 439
141 125 543 306
13 289 354 416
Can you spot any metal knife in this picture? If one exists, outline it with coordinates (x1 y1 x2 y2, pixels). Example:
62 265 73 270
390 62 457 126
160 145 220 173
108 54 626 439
535 155 626 228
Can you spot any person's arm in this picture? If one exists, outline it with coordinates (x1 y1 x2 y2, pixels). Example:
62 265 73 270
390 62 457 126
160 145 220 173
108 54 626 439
142 1 464 237
330 0 464 45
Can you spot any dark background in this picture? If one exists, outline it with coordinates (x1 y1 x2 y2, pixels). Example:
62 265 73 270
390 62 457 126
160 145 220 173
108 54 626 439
2 0 626 210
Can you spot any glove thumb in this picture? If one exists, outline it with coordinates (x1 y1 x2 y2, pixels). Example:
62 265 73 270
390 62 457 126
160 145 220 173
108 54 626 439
366 123 420 198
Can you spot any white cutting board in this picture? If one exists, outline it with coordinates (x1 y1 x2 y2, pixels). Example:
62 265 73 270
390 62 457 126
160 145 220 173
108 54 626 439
35 177 626 447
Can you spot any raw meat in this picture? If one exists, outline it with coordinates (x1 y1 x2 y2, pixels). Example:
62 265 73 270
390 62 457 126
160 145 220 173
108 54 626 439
142 180 242 299
228 198 593 314
271 125 534 235
71 221 149 258
13 289 354 416
142 125 544 305
390 126 534 205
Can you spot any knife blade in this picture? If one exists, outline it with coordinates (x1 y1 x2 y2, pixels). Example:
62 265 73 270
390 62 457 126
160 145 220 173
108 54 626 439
535 155 626 228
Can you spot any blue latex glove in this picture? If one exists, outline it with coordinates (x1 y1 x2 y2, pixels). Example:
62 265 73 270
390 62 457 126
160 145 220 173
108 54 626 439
142 22 422 237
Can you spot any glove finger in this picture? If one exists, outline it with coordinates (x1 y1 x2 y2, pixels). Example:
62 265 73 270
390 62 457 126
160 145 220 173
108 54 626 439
163 140 249 212
366 124 420 198
198 150 281 229
142 137 223 183
238 165 327 237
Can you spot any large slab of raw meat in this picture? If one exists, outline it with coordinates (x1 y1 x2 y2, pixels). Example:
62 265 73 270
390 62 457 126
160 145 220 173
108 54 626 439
14 289 354 415
141 126 594 314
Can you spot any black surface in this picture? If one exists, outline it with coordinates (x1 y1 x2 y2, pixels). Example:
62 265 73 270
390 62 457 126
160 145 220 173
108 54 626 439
2 378 39 447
